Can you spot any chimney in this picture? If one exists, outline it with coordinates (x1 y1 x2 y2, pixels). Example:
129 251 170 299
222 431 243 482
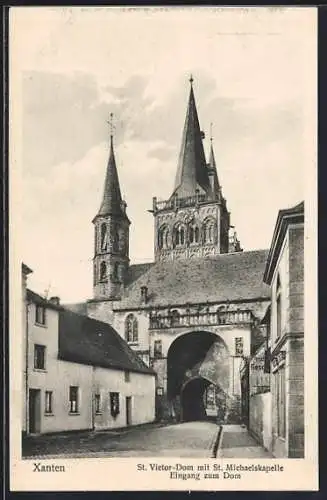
49 296 60 306
140 286 148 304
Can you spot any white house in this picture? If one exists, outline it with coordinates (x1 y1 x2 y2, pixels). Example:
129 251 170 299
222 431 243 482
22 264 156 435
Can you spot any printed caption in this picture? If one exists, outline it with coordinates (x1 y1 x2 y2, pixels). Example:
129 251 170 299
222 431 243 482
137 462 284 481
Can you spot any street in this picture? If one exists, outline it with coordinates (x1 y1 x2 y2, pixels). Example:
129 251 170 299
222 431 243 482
23 421 219 458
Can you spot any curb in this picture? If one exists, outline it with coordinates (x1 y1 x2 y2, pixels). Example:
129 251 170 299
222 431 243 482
214 425 224 458
210 425 223 458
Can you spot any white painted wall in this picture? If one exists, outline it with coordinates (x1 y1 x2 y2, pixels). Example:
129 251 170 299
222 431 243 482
26 302 155 434
93 367 155 429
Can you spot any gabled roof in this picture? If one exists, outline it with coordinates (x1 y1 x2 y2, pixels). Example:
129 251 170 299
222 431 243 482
115 249 270 310
95 135 128 220
263 201 304 285
58 309 155 375
172 79 211 198
26 289 63 311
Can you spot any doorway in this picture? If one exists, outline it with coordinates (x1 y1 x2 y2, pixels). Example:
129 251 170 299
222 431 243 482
126 396 132 426
29 389 41 434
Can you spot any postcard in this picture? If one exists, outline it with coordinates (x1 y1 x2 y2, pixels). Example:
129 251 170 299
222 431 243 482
9 6 318 491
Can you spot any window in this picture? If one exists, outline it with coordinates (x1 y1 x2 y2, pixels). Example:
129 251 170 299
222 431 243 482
154 340 163 358
94 394 101 414
100 261 107 282
173 223 186 247
189 224 200 244
235 337 244 357
34 344 46 370
124 370 130 382
276 275 282 340
276 366 286 438
203 218 216 244
35 305 46 325
45 391 53 414
69 386 79 413
110 392 120 417
158 225 169 250
100 223 107 250
125 314 138 343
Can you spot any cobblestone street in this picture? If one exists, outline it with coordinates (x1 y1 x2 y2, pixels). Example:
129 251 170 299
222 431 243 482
23 421 219 458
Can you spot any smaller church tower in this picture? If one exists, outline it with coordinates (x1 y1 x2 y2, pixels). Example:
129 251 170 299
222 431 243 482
92 115 130 300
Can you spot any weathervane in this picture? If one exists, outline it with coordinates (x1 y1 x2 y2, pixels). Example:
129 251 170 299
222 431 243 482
107 112 115 138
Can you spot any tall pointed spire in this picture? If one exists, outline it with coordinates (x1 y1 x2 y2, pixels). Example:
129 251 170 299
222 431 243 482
97 114 125 218
208 129 221 196
172 76 211 198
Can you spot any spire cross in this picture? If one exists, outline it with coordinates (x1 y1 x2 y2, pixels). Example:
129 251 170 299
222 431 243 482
107 112 115 138
189 74 194 86
210 122 213 143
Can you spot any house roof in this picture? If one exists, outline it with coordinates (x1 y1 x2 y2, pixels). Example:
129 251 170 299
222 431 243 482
63 302 88 316
26 289 63 311
58 308 155 375
263 201 304 285
172 79 211 198
115 249 270 310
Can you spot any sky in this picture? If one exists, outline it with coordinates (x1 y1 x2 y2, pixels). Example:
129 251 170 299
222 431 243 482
10 7 316 302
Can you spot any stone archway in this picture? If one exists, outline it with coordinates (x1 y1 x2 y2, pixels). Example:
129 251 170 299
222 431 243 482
167 331 230 422
180 376 211 422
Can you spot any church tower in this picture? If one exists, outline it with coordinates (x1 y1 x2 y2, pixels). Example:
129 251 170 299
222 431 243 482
151 77 242 262
92 115 130 300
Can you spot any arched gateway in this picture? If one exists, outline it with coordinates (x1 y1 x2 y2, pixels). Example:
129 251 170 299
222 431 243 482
166 331 230 422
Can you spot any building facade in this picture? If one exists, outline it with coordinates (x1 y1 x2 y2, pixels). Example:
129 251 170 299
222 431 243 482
22 268 155 435
71 78 272 424
263 201 304 458
245 201 304 458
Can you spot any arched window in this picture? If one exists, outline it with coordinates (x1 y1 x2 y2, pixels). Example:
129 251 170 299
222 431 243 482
173 223 186 247
158 225 169 250
101 223 107 250
125 314 138 343
180 227 185 245
189 223 200 244
276 274 282 339
203 218 216 244
100 261 107 281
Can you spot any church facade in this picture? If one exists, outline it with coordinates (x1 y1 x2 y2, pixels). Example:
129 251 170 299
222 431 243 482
75 78 272 423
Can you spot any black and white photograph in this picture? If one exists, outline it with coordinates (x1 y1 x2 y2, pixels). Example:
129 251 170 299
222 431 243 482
10 6 317 491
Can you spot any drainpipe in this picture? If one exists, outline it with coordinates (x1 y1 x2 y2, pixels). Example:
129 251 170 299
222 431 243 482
91 366 95 431
25 301 31 435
